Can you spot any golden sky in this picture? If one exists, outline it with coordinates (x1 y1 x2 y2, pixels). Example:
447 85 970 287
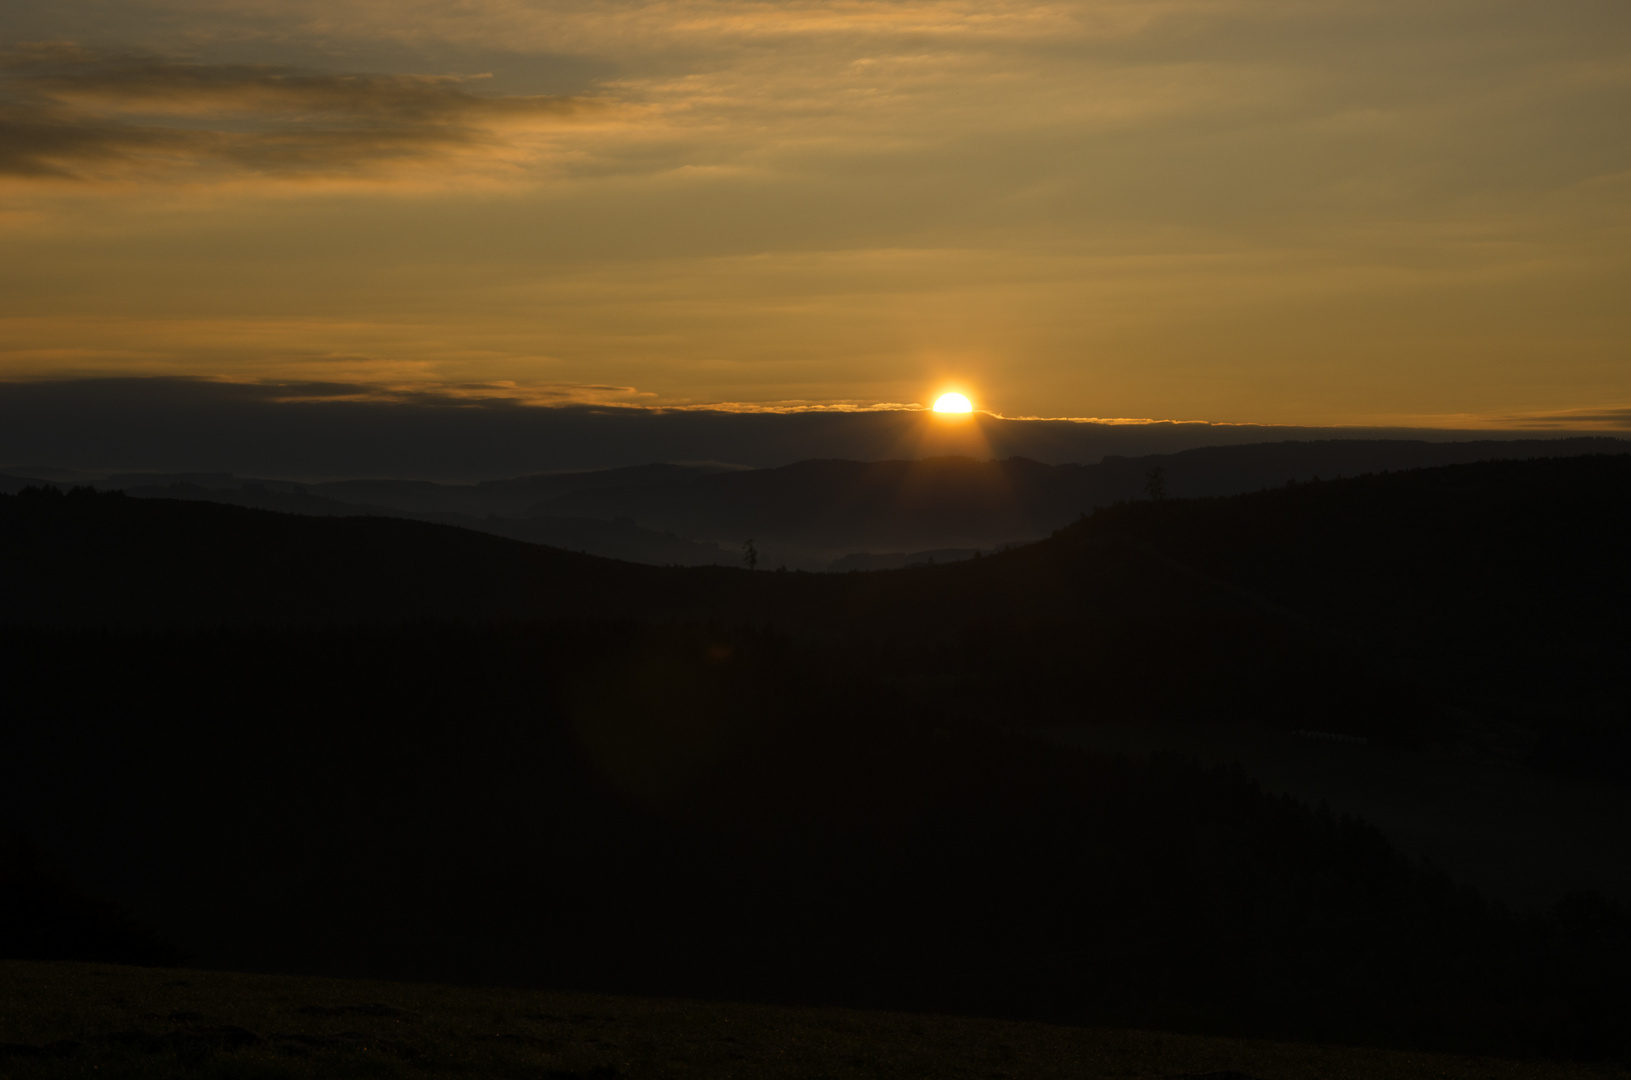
2 0 1628 427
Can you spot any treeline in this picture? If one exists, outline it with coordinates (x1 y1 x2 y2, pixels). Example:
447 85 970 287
9 458 1629 777
2 623 1629 1060
1037 454 1631 774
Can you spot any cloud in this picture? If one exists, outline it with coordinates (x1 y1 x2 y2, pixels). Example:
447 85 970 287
1382 405 1631 431
0 43 595 182
0 376 1617 481
671 400 928 414
1496 406 1631 430
0 1 1626 422
258 379 657 407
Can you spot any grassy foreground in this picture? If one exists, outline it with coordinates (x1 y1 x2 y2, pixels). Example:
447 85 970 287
1 962 1625 1080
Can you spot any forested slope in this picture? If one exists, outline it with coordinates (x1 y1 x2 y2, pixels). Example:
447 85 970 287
3 454 1631 1058
5 454 1627 758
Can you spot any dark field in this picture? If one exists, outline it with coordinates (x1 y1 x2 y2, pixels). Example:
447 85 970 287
3 960 1625 1080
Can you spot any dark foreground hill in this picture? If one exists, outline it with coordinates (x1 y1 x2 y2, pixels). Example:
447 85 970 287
3 453 1630 1060
5 620 1631 1060
104 477 738 566
0 488 684 625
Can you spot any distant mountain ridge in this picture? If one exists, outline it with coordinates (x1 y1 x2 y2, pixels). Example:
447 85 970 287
512 437 1630 554
7 451 1628 660
10 377 1612 479
111 481 737 568
3 435 1621 569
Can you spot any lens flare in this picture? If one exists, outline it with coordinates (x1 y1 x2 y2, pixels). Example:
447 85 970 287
933 393 973 413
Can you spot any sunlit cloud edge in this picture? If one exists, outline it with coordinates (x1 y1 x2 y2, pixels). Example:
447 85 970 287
7 375 1626 432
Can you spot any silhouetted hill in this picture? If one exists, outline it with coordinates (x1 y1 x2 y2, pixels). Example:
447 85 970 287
519 437 1627 554
533 456 1061 550
9 435 1620 568
4 620 1630 1059
6 454 1629 705
0 486 749 626
4 455 1631 1058
5 453 1628 761
118 481 735 566
796 453 1631 764
315 462 741 517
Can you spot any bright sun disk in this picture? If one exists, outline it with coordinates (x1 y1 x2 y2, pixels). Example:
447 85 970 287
933 393 973 413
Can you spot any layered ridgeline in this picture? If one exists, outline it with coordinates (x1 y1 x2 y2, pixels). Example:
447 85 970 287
2 452 1630 1059
6 435 1621 569
4 452 1627 738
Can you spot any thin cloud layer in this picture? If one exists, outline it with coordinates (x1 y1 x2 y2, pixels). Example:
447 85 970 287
259 379 655 407
4 376 1614 480
1499 406 1631 430
0 43 591 181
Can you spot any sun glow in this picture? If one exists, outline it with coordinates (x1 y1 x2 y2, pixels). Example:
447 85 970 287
933 392 973 413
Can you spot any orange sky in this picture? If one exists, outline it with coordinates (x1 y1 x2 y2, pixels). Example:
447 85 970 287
1 1 1628 428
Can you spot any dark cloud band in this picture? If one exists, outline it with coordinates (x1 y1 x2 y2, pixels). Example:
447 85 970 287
0 377 1616 481
0 43 588 180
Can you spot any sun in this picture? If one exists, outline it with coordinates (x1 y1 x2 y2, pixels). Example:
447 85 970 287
933 392 973 414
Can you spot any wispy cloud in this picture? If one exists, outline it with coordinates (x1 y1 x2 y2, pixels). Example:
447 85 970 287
0 43 597 182
180 378 926 412
1377 405 1631 431
3 375 1619 482
668 400 928 413
1494 406 1631 430
222 378 657 408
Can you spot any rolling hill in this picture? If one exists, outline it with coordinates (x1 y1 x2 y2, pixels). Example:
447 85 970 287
6 453 1627 723
3 451 1630 1059
8 435 1621 569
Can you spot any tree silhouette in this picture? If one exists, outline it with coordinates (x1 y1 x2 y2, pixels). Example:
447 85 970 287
1145 467 1167 500
742 538 758 570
